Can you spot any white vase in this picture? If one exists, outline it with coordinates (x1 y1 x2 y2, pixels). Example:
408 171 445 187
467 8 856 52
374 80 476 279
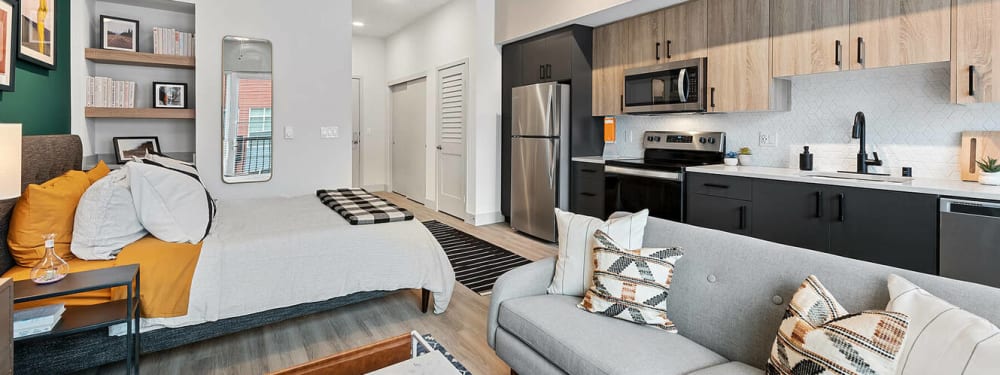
980 172 1000 186
723 158 739 166
738 155 753 166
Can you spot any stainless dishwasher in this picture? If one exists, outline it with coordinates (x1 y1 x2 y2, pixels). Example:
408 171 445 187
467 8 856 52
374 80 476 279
939 198 1000 288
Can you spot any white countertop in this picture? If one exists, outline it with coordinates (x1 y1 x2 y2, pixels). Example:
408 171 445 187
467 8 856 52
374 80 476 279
686 165 1000 201
571 155 635 164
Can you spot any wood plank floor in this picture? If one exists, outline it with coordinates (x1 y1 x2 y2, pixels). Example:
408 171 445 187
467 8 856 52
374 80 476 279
87 192 557 374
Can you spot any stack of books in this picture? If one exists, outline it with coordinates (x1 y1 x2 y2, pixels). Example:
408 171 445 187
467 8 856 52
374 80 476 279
13 303 65 338
153 27 195 57
86 76 137 108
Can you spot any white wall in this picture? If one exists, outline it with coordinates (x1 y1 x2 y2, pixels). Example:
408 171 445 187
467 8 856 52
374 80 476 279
384 0 503 224
196 0 352 199
352 36 388 191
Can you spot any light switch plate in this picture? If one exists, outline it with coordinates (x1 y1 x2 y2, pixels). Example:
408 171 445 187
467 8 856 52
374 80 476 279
284 126 295 139
321 126 339 138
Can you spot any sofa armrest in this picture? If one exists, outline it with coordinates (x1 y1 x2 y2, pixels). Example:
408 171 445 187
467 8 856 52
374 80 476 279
487 257 556 349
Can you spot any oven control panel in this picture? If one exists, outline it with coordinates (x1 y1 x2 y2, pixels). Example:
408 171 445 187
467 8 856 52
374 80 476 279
643 131 726 152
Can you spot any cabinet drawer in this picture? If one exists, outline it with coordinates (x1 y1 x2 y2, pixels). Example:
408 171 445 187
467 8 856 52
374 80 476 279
574 163 604 188
686 193 751 235
687 173 752 200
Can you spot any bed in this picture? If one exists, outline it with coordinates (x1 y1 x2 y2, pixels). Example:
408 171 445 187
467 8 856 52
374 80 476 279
0 135 456 374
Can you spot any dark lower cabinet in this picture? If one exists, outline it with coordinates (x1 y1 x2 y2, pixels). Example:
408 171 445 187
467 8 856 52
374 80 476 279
686 172 940 274
571 162 605 218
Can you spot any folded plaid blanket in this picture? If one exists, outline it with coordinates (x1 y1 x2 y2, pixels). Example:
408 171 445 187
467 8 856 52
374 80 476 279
316 188 414 225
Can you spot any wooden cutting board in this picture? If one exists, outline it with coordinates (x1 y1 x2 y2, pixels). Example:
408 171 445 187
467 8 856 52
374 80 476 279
961 131 1000 181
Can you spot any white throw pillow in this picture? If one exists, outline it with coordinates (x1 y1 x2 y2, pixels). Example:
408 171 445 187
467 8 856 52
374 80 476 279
887 274 1000 375
128 155 216 244
71 167 148 260
547 208 648 296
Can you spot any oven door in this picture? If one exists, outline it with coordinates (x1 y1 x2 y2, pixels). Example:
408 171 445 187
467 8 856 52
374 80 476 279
605 166 684 222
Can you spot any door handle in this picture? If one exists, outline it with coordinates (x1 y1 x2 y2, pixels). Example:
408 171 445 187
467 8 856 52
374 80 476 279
436 145 443 150
835 40 842 67
656 42 661 60
581 168 598 173
539 65 544 80
738 206 747 230
710 88 716 109
857 37 865 66
666 40 672 59
580 192 597 197
546 64 552 79
704 183 729 189
970 65 977 97
837 193 846 222
815 191 823 218
620 94 624 112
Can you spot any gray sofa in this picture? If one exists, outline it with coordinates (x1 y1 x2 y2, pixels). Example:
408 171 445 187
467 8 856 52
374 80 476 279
487 215 1000 375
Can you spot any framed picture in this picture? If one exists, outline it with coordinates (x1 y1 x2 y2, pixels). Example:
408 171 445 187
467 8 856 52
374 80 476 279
18 0 55 69
153 82 187 109
0 0 16 91
113 137 161 164
100 15 138 52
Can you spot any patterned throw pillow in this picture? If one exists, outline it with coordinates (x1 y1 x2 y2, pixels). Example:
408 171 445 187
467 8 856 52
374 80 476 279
767 276 910 375
579 229 683 332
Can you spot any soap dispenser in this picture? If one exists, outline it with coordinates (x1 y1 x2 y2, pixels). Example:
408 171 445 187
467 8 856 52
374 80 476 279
799 146 814 171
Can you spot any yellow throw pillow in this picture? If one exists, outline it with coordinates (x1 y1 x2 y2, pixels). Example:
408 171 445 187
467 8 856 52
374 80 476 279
86 160 110 184
8 171 89 266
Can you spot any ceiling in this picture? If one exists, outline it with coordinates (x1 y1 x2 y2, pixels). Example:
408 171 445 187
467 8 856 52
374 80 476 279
352 0 453 38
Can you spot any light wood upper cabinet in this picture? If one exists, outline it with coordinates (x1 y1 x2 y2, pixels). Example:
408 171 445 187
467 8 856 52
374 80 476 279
953 0 1000 104
771 0 851 77
662 0 708 61
849 0 950 70
593 22 627 116
707 0 778 112
622 10 663 68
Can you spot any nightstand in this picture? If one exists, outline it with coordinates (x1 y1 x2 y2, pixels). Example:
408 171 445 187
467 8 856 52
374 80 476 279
12 265 140 374
1 278 11 375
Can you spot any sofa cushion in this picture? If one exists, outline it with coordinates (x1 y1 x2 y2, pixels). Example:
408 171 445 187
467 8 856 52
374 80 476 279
499 294 726 375
687 362 763 375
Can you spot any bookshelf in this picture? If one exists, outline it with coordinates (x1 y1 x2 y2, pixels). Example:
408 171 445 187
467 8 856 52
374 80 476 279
85 48 195 69
85 107 195 119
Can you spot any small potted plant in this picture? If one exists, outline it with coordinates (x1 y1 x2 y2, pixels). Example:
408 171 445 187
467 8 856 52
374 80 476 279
738 147 753 166
724 151 739 166
977 156 1000 186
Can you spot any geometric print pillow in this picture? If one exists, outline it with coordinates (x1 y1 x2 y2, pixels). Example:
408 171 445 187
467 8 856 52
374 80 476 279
578 230 684 332
767 275 910 375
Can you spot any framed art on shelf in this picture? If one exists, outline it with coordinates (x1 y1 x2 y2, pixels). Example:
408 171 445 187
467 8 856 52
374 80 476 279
113 136 160 164
153 82 187 109
18 0 55 69
100 15 138 52
0 0 16 91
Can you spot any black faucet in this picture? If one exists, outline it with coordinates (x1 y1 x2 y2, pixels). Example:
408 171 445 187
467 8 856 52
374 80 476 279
850 111 883 174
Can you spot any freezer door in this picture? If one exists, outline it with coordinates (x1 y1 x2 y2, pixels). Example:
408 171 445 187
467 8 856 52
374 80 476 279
512 83 565 137
511 137 560 241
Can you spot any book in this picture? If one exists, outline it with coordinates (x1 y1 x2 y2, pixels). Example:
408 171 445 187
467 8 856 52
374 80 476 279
13 319 60 339
13 303 65 331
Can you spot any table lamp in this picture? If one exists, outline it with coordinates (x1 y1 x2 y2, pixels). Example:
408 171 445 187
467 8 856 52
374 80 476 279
0 124 22 199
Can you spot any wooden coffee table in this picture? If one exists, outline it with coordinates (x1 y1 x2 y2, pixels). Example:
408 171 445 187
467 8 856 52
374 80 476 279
271 331 462 375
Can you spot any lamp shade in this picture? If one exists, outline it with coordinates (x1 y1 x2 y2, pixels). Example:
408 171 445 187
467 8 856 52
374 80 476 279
0 124 22 199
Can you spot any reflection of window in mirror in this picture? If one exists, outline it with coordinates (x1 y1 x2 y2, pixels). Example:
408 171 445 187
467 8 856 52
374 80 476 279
222 36 272 184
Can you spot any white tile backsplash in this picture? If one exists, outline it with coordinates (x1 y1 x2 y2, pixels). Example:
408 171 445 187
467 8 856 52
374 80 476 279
607 62 1000 179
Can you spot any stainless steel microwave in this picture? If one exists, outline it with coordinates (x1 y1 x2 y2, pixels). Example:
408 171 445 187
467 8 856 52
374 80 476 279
624 58 706 114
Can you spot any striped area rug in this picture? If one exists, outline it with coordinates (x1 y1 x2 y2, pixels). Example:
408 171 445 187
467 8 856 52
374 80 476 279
423 220 532 295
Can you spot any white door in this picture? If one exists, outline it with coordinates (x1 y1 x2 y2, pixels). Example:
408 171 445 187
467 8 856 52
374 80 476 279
390 78 427 201
436 63 468 218
352 78 362 188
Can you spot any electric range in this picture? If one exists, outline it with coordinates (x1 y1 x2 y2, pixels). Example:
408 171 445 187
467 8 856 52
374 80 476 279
605 131 726 221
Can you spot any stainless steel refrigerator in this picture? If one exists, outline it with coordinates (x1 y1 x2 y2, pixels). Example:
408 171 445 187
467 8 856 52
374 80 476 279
510 82 571 242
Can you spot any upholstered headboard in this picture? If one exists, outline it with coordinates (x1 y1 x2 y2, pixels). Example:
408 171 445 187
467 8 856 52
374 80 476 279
0 135 82 273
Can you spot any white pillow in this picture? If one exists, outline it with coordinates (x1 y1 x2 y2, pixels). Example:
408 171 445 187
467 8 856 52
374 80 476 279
128 155 215 243
547 209 648 296
887 274 1000 375
71 167 148 260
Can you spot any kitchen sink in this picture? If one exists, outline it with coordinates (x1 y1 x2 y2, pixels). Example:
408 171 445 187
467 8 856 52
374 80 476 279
800 171 914 184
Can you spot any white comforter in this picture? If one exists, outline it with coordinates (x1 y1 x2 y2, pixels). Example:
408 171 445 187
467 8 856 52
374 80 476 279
130 195 455 332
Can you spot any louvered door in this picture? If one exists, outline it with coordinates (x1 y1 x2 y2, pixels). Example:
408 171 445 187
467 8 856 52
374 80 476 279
437 62 467 217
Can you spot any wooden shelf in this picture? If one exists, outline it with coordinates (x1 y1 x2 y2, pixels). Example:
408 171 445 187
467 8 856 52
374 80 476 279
85 48 195 69
85 107 195 119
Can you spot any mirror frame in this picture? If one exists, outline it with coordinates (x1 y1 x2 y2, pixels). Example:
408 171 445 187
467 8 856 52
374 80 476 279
221 35 274 184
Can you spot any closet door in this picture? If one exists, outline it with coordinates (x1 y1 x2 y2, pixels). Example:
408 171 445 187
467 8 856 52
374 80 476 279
391 78 427 202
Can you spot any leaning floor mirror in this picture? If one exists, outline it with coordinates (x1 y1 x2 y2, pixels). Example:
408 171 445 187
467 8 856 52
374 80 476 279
222 36 273 183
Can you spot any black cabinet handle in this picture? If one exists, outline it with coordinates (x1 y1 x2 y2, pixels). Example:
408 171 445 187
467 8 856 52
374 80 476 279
710 87 716 108
580 169 598 173
580 192 597 197
857 37 865 65
539 65 545 80
666 40 672 59
970 65 976 97
835 40 842 67
739 206 747 230
656 42 661 60
837 193 846 222
704 183 729 189
815 191 824 218
620 95 624 112
546 64 552 79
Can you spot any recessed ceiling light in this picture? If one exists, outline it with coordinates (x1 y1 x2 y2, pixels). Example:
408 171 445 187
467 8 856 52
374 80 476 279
352 21 365 27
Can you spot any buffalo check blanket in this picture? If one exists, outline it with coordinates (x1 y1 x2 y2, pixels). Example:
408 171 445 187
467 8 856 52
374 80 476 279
316 188 414 225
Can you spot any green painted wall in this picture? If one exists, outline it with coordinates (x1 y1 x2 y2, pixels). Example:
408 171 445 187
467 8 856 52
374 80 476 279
0 0 71 136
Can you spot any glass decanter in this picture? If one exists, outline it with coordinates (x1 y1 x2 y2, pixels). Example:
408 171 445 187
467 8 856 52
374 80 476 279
30 234 70 284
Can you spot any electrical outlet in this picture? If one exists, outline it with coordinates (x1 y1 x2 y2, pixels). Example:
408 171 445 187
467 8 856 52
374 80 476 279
759 132 777 147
